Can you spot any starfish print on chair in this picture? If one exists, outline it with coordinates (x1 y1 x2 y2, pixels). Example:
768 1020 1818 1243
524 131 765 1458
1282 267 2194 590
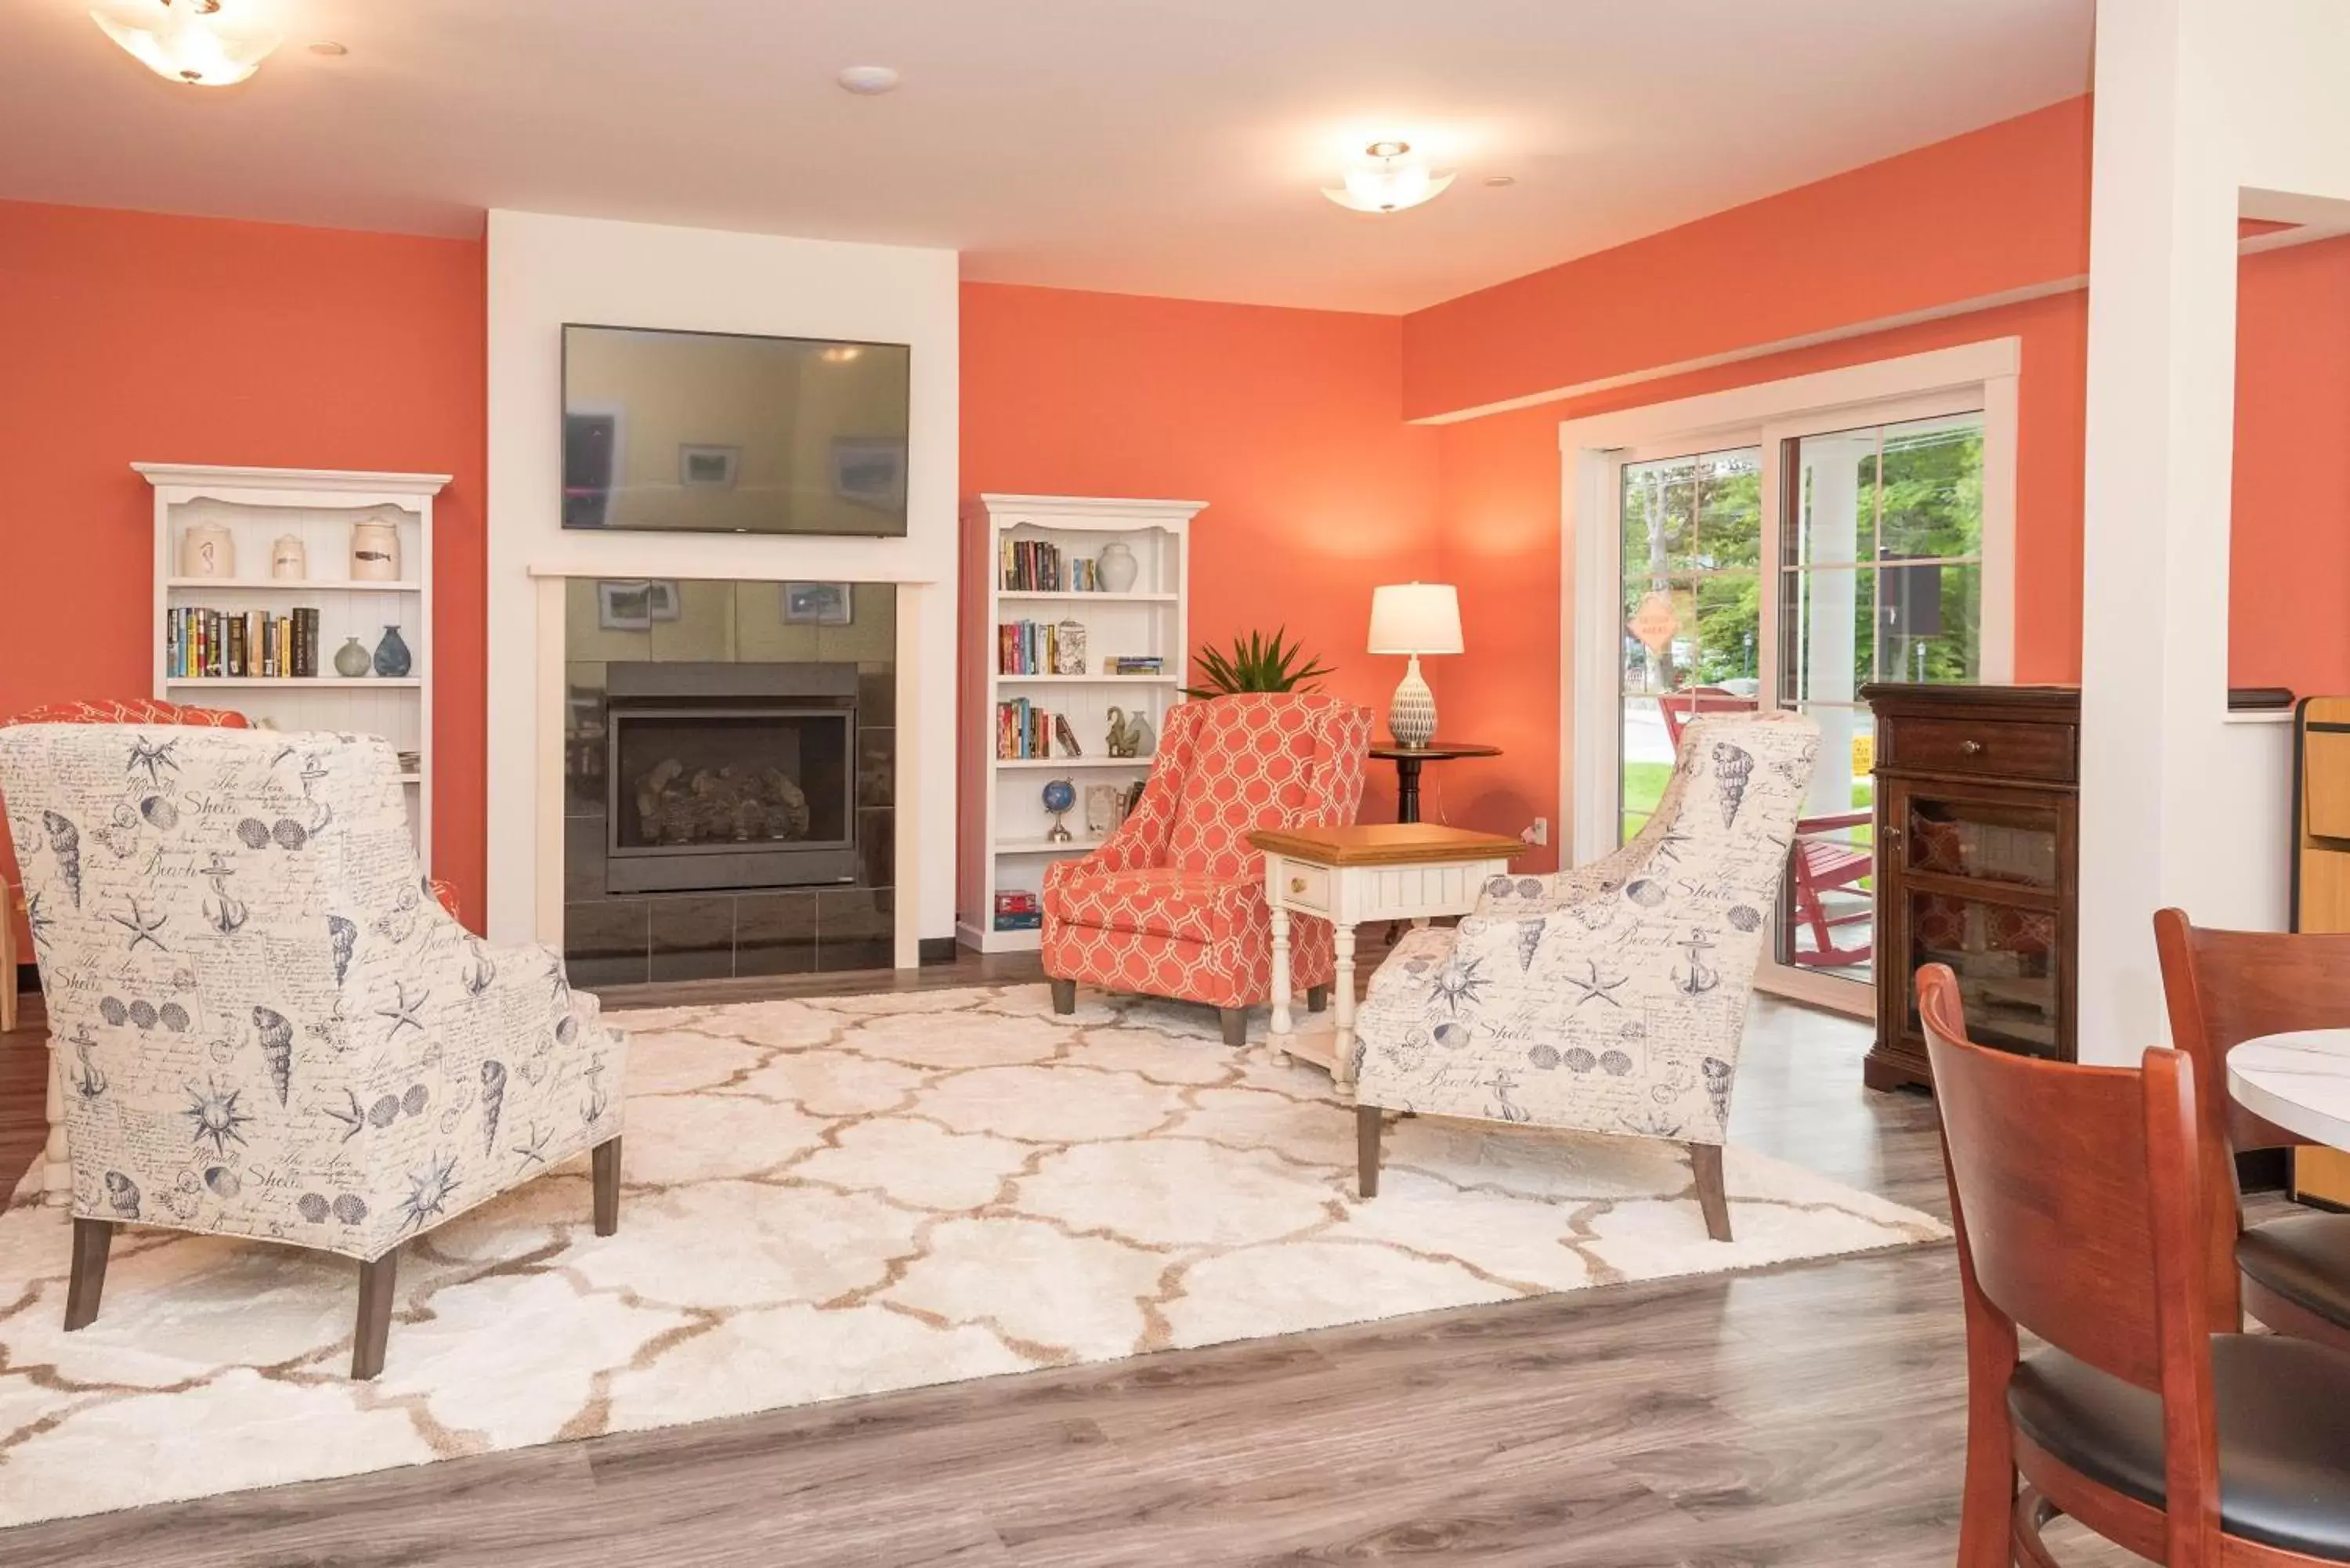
1564 959 1629 1010
107 900 168 953
377 982 428 1040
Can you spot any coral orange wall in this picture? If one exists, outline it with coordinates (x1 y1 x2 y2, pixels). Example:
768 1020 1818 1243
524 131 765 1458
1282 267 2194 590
0 201 487 929
960 283 1443 820
2232 236 2350 694
1402 97 2095 421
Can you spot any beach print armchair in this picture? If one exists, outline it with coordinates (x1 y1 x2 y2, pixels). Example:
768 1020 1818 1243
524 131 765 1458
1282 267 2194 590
0 723 625 1378
1043 692 1373 1043
1350 711 1820 1241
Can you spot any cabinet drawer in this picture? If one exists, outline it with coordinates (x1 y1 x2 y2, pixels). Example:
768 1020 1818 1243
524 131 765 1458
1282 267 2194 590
1276 860 1332 912
1885 717 2076 783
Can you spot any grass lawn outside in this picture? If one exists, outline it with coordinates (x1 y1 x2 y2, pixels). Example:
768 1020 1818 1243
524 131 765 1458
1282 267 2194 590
1621 762 1875 856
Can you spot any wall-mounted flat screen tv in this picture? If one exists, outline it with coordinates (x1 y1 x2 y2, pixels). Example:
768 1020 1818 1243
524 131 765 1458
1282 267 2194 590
562 324 911 537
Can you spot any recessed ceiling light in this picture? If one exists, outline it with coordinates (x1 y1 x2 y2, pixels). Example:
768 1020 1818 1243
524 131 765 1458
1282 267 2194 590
837 65 899 96
1483 175 1517 188
306 40 347 56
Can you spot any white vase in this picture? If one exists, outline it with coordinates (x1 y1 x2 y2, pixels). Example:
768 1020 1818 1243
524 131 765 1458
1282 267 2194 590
1097 541 1139 594
349 521 400 582
269 534 307 580
179 522 236 579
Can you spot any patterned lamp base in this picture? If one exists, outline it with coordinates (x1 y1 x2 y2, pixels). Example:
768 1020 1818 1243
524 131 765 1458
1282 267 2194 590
1387 654 1437 748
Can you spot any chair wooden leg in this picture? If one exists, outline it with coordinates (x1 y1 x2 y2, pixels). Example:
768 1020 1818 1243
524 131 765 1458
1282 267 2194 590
1 895 18 1035
63 1218 114 1331
1306 985 1329 1013
1220 1007 1248 1047
352 1245 400 1381
592 1136 622 1237
1358 1105 1383 1198
1049 978 1076 1015
1690 1142 1733 1241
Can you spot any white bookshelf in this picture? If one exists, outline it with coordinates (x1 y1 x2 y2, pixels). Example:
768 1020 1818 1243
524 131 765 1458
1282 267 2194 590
957 494 1201 953
140 464 448 867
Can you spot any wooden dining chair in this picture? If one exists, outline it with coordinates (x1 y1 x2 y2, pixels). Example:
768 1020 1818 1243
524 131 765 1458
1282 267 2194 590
1920 963 2350 1567
2153 909 2350 1353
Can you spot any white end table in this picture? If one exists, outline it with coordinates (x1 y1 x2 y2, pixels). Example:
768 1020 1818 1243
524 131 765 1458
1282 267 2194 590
1248 823 1523 1095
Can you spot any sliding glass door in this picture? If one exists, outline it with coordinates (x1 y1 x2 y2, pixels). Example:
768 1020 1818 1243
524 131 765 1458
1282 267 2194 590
1611 403 1987 1010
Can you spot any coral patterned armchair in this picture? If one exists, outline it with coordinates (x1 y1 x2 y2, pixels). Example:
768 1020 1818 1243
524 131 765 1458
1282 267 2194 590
1350 711 1820 1241
0 724 626 1379
1043 693 1373 1042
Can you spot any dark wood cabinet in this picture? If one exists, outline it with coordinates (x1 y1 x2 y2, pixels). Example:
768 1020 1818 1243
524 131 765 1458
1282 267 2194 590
1859 683 2081 1092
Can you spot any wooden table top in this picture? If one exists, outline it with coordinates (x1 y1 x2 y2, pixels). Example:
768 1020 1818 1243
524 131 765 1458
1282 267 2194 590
1247 822 1526 867
1368 742 1502 761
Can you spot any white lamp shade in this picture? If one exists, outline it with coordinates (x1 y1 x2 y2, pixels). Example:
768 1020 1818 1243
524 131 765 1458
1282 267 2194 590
1367 583 1464 656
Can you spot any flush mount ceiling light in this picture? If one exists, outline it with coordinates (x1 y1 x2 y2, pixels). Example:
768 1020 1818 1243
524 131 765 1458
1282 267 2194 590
1323 140 1456 215
92 0 280 86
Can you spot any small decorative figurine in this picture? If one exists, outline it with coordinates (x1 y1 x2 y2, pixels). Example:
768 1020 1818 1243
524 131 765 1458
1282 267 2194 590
1105 706 1138 758
269 534 307 581
1042 777 1077 843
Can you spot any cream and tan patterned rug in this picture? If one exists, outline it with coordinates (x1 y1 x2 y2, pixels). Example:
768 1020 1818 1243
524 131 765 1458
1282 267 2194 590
0 983 1944 1526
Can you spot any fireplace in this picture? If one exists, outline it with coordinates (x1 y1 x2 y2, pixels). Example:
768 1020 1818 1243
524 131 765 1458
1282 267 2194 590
604 662 859 894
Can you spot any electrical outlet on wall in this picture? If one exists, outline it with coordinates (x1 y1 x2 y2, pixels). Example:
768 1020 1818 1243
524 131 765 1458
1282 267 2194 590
1521 817 1549 847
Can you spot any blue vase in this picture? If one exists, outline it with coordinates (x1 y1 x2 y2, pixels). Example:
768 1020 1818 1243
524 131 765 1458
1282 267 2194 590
372 625 412 678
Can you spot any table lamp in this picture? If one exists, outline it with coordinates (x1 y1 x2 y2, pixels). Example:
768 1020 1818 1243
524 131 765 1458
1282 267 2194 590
1367 582 1463 749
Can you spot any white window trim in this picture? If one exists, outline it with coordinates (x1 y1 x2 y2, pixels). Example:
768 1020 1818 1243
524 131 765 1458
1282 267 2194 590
1559 338 2021 874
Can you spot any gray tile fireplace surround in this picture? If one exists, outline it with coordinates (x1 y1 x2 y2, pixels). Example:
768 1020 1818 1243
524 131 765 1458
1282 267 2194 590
562 579 898 987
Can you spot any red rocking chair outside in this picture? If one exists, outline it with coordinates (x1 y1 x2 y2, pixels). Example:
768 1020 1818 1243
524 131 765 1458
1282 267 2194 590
1657 687 1874 970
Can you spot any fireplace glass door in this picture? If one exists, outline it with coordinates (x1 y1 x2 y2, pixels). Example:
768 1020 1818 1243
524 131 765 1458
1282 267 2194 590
607 706 856 891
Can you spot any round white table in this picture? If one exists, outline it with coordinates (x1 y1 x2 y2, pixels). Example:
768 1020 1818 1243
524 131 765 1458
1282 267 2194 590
2229 1029 2350 1151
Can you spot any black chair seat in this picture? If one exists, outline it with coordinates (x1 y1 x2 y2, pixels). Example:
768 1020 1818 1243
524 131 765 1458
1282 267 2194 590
2009 1335 2350 1559
2240 1209 2350 1328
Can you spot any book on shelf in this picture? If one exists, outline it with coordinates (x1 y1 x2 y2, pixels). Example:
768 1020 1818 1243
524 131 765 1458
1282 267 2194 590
992 889 1043 931
166 605 323 679
994 698 1069 760
998 539 1106 594
1106 656 1164 675
996 619 1089 676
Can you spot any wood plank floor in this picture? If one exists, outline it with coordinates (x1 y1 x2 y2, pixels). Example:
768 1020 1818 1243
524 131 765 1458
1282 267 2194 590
0 959 2147 1567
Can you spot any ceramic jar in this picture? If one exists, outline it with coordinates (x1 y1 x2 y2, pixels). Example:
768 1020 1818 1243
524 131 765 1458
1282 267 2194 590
269 534 307 581
179 522 236 579
349 521 400 582
1096 541 1139 594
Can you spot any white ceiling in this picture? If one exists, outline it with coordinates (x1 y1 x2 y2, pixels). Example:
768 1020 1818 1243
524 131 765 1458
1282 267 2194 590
4 0 2095 314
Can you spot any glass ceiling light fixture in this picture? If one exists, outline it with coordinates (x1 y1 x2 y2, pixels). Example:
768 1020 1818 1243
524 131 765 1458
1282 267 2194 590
92 0 281 87
1323 140 1455 215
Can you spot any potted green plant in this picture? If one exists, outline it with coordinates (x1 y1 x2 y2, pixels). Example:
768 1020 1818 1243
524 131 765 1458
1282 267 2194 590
1182 628 1333 698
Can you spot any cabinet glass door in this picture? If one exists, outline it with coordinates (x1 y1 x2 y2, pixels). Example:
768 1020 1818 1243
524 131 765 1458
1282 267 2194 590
1897 793 2065 1057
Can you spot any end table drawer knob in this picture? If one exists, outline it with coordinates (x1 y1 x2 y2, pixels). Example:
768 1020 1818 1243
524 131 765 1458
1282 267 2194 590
1960 739 1985 756
1290 876 1307 894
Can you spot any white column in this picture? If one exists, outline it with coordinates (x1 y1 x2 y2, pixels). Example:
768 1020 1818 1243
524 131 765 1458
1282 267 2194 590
2076 0 2251 1061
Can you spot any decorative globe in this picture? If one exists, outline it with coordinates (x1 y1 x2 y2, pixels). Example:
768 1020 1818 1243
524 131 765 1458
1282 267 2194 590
1041 778 1077 815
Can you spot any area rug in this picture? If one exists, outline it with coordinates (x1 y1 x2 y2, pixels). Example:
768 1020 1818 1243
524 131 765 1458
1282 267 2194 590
0 983 1944 1526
